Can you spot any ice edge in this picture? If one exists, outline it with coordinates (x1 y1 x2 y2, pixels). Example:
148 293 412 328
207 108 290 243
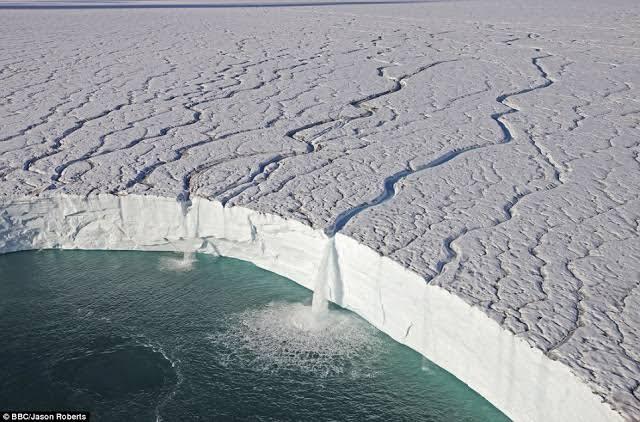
0 193 623 422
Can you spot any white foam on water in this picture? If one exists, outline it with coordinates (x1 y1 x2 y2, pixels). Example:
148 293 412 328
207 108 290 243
132 336 183 422
207 302 385 378
159 252 196 272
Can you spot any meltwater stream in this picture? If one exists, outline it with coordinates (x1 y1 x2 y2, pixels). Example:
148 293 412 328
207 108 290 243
0 250 509 421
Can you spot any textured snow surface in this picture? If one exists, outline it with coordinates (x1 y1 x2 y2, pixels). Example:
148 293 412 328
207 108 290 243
1 0 639 419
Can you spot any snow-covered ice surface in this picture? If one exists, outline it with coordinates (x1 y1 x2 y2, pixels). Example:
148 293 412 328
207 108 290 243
1 0 639 420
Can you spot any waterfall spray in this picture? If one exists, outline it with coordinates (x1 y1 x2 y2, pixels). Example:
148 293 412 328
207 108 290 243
159 195 196 271
311 236 340 315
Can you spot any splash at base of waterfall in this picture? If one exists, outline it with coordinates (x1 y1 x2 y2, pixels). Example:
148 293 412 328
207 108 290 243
160 251 196 272
208 301 384 377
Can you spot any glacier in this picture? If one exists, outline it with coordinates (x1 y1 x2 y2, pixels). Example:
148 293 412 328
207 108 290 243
0 194 622 421
1 0 639 420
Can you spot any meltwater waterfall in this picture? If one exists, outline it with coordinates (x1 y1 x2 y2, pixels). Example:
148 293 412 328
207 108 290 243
161 197 196 271
311 236 340 315
182 198 197 266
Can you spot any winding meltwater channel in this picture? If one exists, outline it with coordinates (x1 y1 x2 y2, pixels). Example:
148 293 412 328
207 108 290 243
0 249 508 421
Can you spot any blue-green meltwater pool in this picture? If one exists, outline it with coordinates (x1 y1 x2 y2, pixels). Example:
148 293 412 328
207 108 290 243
0 250 509 421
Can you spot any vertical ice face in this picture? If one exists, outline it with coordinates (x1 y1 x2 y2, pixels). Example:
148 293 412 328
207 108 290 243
0 0 639 420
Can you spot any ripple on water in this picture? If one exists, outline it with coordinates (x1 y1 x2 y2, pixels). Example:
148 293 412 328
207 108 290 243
0 251 509 421
207 302 386 378
50 337 176 400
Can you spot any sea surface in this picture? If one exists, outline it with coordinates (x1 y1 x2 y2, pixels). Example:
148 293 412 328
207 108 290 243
0 250 509 421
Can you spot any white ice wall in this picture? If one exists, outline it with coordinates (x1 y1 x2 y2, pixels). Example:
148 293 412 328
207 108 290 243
0 194 622 422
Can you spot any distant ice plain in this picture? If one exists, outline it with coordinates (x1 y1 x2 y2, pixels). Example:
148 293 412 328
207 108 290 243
0 0 639 420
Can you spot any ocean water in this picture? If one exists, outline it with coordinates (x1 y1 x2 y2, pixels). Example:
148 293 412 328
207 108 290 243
0 250 509 421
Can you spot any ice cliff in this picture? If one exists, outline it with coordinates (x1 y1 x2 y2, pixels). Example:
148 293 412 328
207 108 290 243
1 0 639 420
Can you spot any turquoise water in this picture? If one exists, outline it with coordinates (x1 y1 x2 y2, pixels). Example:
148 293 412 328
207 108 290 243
0 250 509 421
